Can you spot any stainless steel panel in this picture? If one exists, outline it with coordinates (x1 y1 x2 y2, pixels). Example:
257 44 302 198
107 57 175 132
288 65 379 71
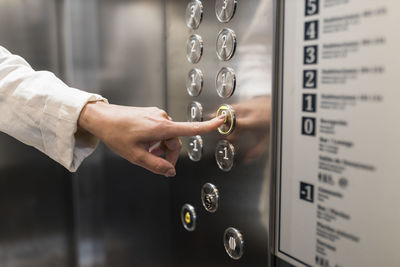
63 1 172 267
166 0 274 265
0 1 75 267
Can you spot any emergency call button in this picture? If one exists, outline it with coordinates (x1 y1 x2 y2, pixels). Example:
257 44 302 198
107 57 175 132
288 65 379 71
223 227 244 260
216 104 236 135
181 204 197 232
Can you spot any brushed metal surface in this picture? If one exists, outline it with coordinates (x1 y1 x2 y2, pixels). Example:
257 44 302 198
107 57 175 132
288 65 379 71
166 0 274 265
0 2 75 267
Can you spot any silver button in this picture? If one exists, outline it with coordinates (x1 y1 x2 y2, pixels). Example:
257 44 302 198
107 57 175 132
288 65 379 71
188 135 203 162
181 204 197 232
187 101 203 122
186 68 203 97
185 1 203 30
223 227 244 260
216 67 236 98
215 0 237 23
216 104 236 135
215 140 235 172
201 183 219 213
216 28 237 61
187 34 204 64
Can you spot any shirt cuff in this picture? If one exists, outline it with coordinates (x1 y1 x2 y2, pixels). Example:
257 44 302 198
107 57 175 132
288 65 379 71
40 86 107 172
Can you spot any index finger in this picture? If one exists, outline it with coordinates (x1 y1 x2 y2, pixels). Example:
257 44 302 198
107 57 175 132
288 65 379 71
164 116 225 138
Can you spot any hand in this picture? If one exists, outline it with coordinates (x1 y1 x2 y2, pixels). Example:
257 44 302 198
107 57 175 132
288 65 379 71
78 102 224 177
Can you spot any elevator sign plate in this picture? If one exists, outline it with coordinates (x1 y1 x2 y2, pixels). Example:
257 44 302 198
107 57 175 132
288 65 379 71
276 0 400 266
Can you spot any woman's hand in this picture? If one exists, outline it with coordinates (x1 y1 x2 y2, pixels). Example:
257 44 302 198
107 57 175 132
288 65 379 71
78 102 224 177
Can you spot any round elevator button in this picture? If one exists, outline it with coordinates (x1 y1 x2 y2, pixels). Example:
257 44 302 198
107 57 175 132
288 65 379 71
216 104 236 135
223 227 244 260
185 1 203 30
216 67 236 98
187 34 203 64
215 140 235 172
181 204 197 231
186 68 203 97
216 28 237 61
215 0 238 23
188 135 203 162
187 101 203 122
201 183 219 213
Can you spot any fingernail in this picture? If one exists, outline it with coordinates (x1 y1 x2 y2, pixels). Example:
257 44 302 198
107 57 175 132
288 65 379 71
218 115 226 120
166 169 176 177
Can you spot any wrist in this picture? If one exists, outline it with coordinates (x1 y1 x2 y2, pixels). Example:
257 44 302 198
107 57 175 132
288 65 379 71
78 101 109 138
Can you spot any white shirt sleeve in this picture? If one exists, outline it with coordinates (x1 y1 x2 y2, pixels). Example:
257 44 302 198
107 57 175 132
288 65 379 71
0 45 107 172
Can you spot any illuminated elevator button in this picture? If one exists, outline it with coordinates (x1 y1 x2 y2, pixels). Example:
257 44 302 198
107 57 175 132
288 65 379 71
215 0 237 23
187 34 203 64
186 68 203 97
223 227 244 260
181 204 197 231
216 104 235 135
215 140 235 172
188 135 203 162
185 1 203 30
201 183 219 213
216 67 236 98
216 28 237 61
187 101 203 122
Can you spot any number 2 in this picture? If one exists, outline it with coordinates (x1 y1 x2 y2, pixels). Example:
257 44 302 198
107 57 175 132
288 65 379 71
191 40 196 53
303 70 317 88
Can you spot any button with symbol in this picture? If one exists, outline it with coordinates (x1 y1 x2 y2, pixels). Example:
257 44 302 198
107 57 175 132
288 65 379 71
216 28 237 61
223 227 244 260
186 68 203 97
216 67 236 98
181 204 197 231
216 104 236 135
185 1 203 30
188 135 203 162
187 34 204 64
201 183 219 213
215 140 235 172
215 0 237 23
187 101 203 122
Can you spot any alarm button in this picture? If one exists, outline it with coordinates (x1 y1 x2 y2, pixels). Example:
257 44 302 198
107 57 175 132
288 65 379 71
181 204 197 232
216 104 236 135
201 183 219 213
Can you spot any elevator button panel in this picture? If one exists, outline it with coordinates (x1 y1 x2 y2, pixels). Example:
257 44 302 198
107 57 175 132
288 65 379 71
216 67 236 98
181 204 197 232
201 183 219 213
187 34 203 64
186 68 203 97
188 135 203 162
215 140 235 172
223 227 244 260
216 104 236 135
187 101 203 122
185 1 203 30
216 28 237 61
215 0 237 23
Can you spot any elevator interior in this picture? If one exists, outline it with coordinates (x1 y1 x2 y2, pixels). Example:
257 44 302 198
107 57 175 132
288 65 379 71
2 0 397 266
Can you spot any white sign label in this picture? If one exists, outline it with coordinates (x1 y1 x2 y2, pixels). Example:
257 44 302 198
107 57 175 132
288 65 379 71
277 0 400 266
